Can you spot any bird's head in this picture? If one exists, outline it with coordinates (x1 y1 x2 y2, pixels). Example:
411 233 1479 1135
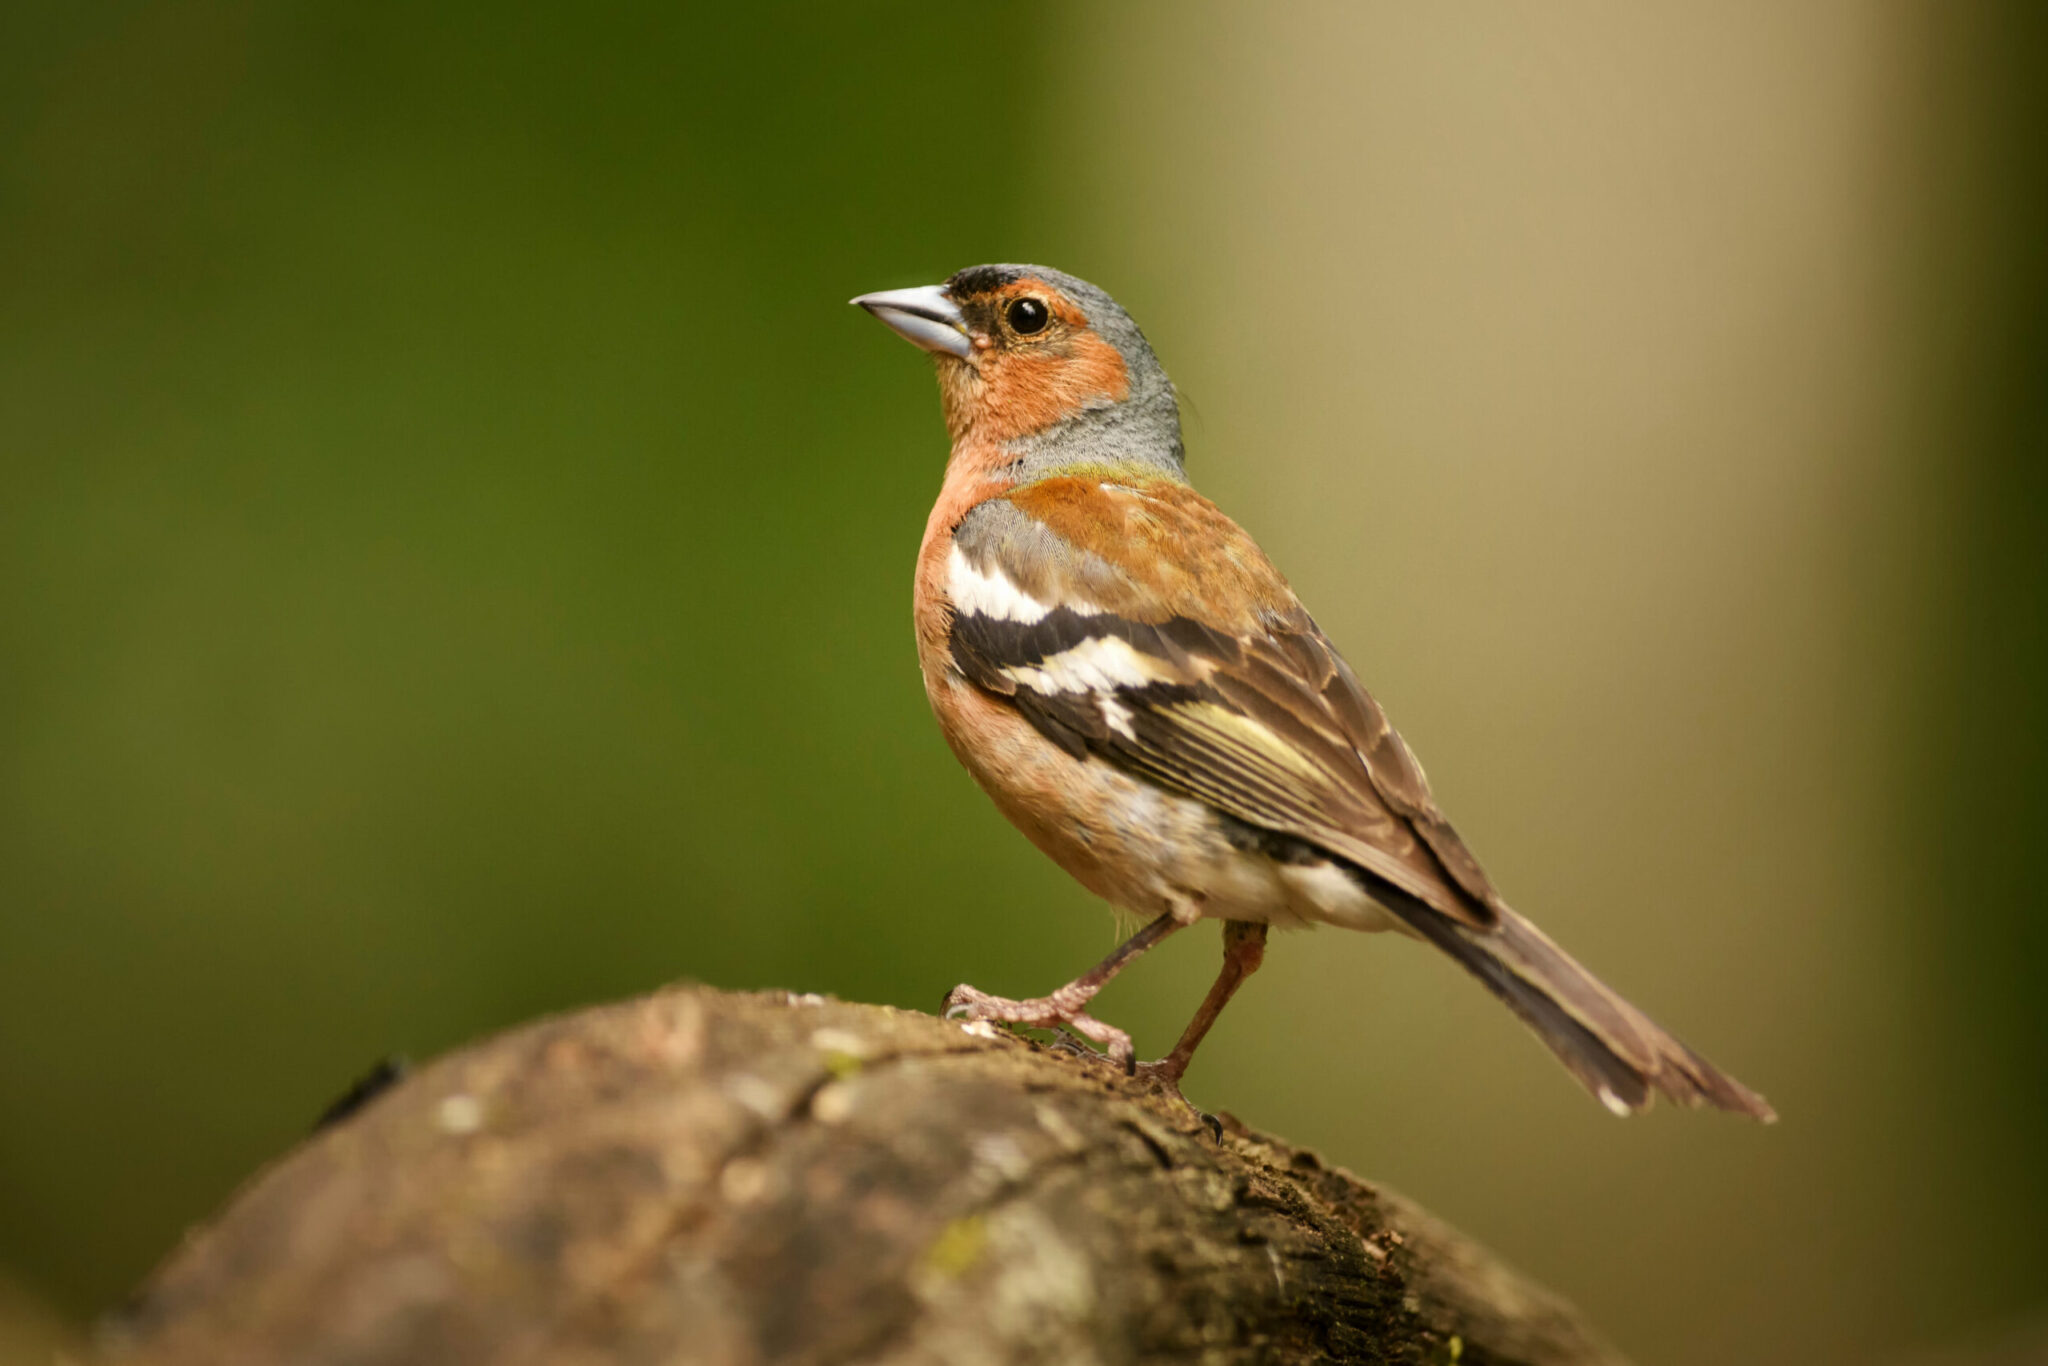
854 264 1182 474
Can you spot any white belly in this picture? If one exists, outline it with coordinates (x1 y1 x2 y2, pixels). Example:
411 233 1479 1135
1032 752 1407 935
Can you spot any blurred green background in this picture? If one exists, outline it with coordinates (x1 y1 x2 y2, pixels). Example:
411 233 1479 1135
3 3 2043 1363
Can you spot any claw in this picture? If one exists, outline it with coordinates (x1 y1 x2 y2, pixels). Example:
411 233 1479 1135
1046 1031 1092 1058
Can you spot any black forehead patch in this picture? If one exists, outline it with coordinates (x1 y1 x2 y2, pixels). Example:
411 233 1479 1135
946 264 1026 297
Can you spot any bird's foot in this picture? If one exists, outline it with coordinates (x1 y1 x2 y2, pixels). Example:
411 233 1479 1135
1128 1057 1186 1090
942 982 1134 1068
1130 1057 1225 1141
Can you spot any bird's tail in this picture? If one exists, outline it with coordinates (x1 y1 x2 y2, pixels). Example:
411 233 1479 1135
1377 887 1776 1121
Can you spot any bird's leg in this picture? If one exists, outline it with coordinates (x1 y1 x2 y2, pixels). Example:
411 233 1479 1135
943 911 1185 1067
1134 919 1269 1093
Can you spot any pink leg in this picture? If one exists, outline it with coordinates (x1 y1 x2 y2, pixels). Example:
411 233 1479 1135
1134 920 1269 1091
943 912 1184 1066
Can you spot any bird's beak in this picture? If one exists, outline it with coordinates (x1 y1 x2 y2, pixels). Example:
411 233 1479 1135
850 284 973 360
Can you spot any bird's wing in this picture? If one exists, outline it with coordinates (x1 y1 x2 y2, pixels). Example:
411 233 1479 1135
947 474 1504 927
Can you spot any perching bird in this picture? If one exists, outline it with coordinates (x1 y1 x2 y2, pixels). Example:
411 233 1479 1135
853 264 1773 1121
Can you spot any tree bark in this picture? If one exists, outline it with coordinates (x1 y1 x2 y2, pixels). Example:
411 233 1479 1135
104 986 1629 1366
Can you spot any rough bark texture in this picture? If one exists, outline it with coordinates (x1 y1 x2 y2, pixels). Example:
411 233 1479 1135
105 986 1629 1366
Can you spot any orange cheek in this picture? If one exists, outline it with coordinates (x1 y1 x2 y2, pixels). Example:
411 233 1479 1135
1066 330 1133 403
976 332 1131 443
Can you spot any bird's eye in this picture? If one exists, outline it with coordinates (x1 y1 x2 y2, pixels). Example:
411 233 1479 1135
1006 297 1051 335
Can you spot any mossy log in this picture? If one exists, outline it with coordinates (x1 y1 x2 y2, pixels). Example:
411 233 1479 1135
105 986 1628 1365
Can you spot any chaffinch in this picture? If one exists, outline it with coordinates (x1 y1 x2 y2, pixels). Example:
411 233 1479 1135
854 264 1772 1121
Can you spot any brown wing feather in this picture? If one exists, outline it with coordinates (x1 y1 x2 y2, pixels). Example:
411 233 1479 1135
1287 622 1508 918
